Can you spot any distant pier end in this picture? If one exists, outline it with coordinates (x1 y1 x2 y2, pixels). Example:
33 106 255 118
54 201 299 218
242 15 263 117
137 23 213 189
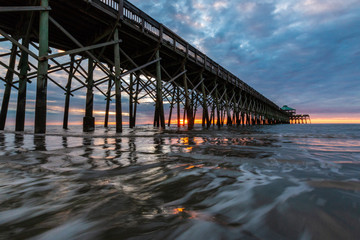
281 106 311 124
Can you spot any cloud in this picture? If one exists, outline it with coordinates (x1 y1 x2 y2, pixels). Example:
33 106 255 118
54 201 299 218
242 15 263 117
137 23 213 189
293 0 359 16
0 0 359 126
213 2 229 11
127 0 360 117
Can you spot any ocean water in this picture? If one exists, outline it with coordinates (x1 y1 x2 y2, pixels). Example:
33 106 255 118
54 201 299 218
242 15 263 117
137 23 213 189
0 124 359 240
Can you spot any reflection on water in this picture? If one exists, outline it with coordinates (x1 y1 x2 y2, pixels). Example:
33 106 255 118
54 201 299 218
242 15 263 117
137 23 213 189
0 124 360 239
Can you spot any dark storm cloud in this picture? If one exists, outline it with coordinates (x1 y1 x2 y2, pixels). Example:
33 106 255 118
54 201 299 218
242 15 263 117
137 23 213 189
129 0 360 116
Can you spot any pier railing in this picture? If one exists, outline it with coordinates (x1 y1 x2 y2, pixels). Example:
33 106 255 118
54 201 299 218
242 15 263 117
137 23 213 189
98 0 280 110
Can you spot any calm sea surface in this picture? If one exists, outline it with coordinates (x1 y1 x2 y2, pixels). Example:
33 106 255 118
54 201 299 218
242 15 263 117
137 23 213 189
0 124 359 240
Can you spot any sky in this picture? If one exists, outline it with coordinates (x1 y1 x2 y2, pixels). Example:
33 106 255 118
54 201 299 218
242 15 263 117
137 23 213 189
128 0 360 123
0 0 360 127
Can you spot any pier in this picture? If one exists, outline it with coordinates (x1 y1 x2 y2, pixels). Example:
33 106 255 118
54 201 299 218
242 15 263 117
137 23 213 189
290 115 311 124
0 0 290 133
281 106 311 124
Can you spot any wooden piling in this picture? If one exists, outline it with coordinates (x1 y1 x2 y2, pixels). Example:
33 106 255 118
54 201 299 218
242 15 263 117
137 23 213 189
34 0 49 134
201 72 210 128
177 86 181 127
214 80 221 128
63 55 74 129
183 64 193 130
0 44 17 130
154 50 165 128
83 57 95 132
104 66 113 128
168 86 176 127
114 28 122 133
133 74 140 127
129 73 134 128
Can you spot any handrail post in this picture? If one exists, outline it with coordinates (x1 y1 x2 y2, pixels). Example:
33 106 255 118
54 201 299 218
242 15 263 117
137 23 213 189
159 24 163 43
119 0 124 19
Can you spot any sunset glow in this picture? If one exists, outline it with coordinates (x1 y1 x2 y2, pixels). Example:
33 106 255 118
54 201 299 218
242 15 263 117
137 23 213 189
310 114 360 124
311 118 360 124
4 115 359 127
179 119 188 126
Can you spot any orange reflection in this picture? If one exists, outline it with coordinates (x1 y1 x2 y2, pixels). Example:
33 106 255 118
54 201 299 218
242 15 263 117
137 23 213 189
173 208 185 214
193 137 205 145
185 164 206 170
333 161 360 164
171 207 214 221
181 137 189 145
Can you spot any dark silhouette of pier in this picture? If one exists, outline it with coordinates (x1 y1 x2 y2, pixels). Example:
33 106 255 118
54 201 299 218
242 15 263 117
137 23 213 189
281 105 311 124
0 0 290 133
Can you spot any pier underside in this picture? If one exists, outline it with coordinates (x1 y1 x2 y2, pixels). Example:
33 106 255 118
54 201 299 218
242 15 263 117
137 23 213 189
0 0 290 133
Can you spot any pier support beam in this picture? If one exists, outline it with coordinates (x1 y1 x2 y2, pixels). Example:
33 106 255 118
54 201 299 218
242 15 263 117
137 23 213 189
168 86 176 127
210 103 215 127
224 88 232 126
128 73 139 128
183 64 193 130
34 0 49 134
104 66 113 128
0 44 17 130
154 50 165 128
201 73 210 129
63 55 75 129
214 81 221 128
241 112 245 126
235 93 241 127
83 57 95 132
114 28 122 133
177 86 181 127
133 74 140 127
129 73 134 128
15 12 34 132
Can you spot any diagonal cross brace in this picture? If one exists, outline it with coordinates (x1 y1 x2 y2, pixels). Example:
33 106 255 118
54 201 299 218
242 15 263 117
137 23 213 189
40 40 122 61
49 17 117 82
0 28 38 60
0 6 51 13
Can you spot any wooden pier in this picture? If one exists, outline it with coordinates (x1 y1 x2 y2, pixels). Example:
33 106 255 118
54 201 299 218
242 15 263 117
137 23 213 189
290 115 311 124
0 0 290 133
281 106 311 124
